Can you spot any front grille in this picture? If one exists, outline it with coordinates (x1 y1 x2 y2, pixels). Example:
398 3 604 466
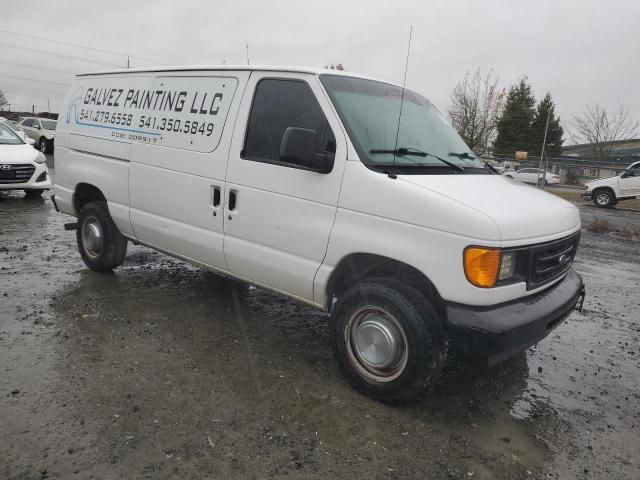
0 164 36 184
527 232 580 290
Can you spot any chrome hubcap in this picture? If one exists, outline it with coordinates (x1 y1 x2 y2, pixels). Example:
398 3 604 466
346 307 408 382
596 193 609 205
82 217 103 258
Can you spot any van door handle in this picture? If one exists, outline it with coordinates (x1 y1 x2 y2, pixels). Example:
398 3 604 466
209 185 221 216
228 190 237 212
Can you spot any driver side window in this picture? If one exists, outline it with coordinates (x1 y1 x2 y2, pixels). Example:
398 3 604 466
242 79 335 169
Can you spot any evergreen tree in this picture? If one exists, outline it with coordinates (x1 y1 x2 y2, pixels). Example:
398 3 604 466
493 77 536 156
530 93 564 157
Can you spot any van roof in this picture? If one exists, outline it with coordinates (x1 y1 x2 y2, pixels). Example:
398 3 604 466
76 65 395 85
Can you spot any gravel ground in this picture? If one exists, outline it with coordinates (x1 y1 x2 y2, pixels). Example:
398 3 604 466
1 188 638 480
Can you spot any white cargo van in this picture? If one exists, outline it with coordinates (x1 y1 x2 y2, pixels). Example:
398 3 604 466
53 66 585 402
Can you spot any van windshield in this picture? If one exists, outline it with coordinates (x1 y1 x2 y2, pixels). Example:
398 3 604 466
320 75 487 174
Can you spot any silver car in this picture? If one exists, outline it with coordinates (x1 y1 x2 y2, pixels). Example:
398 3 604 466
16 117 57 154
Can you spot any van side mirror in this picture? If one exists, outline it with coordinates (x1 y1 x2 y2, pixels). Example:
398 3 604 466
279 127 334 174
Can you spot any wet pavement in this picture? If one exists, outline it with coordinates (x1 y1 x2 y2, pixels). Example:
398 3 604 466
1 188 639 479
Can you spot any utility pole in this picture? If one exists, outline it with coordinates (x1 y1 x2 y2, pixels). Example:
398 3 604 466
537 109 551 190
47 98 50 117
127 55 130 69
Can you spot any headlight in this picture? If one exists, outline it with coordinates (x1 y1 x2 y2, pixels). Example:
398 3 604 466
464 248 517 288
498 251 516 280
34 152 46 164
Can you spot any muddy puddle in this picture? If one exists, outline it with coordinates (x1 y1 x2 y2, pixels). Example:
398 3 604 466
1 191 639 479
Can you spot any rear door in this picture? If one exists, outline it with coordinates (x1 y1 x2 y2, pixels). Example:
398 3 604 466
520 169 536 183
223 72 347 302
129 72 248 270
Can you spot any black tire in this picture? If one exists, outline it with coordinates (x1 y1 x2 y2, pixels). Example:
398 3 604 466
77 201 128 272
592 189 614 208
39 137 50 154
24 190 44 198
330 278 446 404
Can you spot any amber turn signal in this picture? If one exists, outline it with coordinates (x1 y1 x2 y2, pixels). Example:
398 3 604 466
464 247 502 288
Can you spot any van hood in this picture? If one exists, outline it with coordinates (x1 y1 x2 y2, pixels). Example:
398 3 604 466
0 143 40 164
398 174 580 242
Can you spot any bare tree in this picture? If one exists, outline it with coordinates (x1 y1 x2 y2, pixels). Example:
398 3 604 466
448 68 505 155
572 103 639 160
0 90 8 111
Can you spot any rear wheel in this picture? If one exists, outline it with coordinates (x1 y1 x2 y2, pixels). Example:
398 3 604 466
330 279 446 403
593 189 614 208
77 201 128 272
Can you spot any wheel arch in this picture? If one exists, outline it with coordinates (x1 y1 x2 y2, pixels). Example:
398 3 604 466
73 183 107 216
592 185 616 199
325 253 446 317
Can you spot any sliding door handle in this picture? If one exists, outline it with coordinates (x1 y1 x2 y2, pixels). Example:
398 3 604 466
209 185 222 216
228 190 237 211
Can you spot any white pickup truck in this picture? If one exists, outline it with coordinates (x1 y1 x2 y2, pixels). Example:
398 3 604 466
583 161 640 208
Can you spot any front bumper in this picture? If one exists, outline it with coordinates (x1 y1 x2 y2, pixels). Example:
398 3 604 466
445 269 584 365
582 190 592 200
0 162 51 191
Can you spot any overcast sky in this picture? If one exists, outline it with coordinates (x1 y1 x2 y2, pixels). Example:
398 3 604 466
2 0 639 139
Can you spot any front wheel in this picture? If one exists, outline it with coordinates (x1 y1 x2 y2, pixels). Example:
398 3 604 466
330 279 446 403
77 201 128 272
593 190 614 208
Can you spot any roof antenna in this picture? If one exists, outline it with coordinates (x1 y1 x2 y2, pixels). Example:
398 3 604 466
392 26 413 174
245 41 250 65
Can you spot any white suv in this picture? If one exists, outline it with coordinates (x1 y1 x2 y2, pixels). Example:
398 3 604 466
0 121 51 197
583 161 640 208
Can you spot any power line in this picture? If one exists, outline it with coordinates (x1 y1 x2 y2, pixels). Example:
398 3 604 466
0 60 74 75
0 41 122 67
2 92 55 99
0 29 165 66
0 73 69 87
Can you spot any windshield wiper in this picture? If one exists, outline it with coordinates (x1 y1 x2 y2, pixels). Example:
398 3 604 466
370 147 465 172
449 151 498 174
449 151 476 160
